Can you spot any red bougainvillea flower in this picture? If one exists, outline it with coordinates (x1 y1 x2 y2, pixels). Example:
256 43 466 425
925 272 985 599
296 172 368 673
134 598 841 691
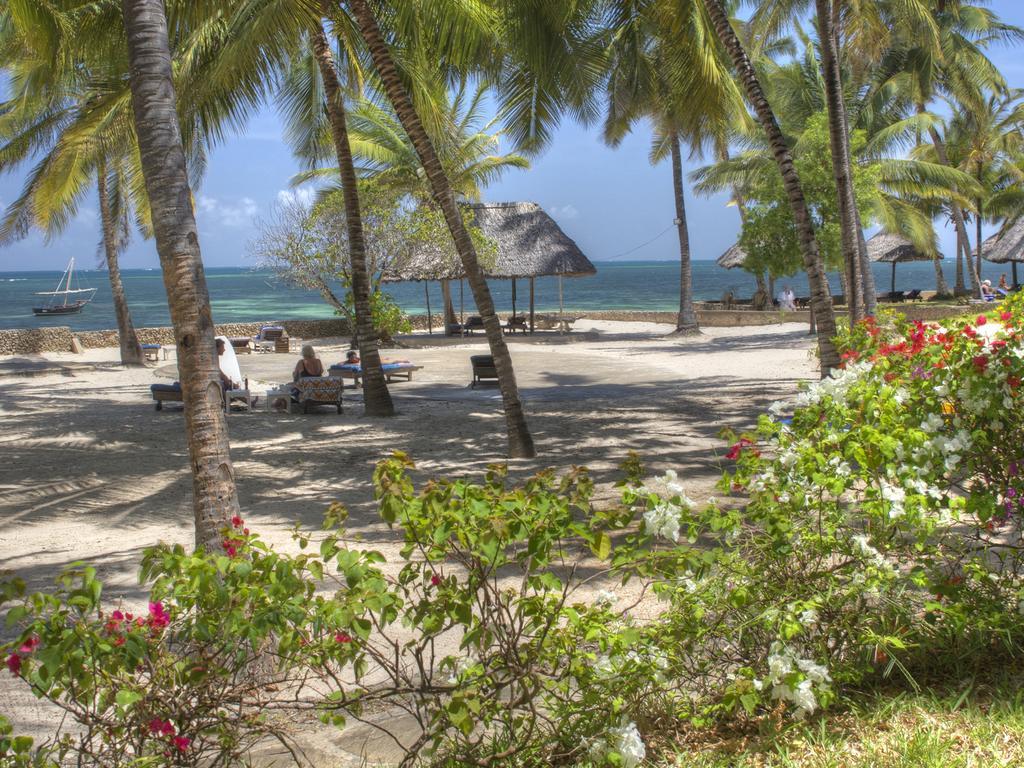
725 438 758 461
18 636 40 655
972 355 989 374
430 574 441 587
148 718 175 737
6 653 21 676
334 631 352 644
172 736 191 752
231 515 244 529
976 315 987 326
221 539 238 558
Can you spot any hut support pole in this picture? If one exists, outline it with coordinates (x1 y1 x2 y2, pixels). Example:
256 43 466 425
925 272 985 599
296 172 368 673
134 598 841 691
425 282 432 335
460 279 465 324
1014 261 1019 288
558 275 564 335
891 262 896 296
512 278 517 320
528 278 536 335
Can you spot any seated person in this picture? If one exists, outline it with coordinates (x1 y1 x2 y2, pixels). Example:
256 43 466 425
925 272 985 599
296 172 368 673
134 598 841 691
981 280 997 300
216 338 239 390
999 274 1010 292
344 349 360 365
293 344 325 382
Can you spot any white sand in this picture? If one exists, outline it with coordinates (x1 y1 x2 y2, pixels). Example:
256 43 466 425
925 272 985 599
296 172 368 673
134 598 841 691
0 319 817 749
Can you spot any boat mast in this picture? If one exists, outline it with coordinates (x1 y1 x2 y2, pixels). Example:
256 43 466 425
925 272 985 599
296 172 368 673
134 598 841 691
64 258 74 307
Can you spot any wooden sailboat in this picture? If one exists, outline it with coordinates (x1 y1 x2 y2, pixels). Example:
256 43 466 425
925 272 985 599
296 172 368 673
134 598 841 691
33 258 97 316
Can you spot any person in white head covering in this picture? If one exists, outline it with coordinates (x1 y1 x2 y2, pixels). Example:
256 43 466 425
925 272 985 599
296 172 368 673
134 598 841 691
981 280 996 300
215 336 242 389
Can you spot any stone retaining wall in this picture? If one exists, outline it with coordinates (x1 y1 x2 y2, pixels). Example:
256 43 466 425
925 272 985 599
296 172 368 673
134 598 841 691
0 303 982 355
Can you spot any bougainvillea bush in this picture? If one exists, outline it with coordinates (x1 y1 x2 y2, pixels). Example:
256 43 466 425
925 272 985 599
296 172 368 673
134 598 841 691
2 295 1023 767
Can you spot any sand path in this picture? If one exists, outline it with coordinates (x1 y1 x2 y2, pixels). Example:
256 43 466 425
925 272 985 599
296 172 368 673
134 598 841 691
0 319 817 756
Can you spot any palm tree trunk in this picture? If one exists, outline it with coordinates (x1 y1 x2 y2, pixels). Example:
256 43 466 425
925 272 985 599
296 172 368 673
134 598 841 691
854 210 878 314
702 0 839 374
312 19 394 417
670 135 699 334
349 0 535 457
927 125 980 297
97 163 144 367
441 279 458 329
815 0 863 322
955 230 966 294
121 0 240 550
976 199 984 288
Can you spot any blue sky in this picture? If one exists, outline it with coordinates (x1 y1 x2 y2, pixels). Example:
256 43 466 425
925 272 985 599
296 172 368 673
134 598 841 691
2 0 1023 272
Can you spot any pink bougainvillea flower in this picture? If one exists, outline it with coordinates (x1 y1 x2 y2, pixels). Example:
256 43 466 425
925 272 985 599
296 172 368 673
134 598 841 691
18 636 40 655
977 315 987 326
6 653 21 676
172 736 191 752
725 438 758 461
147 602 170 631
334 631 352 644
430 574 441 587
221 539 238 558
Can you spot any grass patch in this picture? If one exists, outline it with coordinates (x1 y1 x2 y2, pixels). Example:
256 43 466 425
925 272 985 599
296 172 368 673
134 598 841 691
675 678 1024 767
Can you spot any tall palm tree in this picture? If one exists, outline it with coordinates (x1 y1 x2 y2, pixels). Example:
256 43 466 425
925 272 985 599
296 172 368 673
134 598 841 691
0 6 145 367
347 0 535 458
603 0 744 335
291 81 530 332
121 0 240 549
701 0 839 374
878 0 1022 296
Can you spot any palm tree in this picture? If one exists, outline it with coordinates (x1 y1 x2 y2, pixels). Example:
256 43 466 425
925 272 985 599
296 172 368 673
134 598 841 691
878 0 1022 296
347 0 535 458
121 0 240 549
603 1 745 335
291 81 530 331
0 6 145 367
701 0 839 373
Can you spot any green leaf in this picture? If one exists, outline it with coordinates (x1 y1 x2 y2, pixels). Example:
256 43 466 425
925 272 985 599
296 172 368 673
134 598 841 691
591 532 612 561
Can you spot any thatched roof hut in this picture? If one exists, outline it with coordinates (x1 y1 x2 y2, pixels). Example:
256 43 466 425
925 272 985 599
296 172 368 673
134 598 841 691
865 232 935 264
382 202 596 281
866 232 938 294
382 202 596 334
716 243 747 269
982 218 1024 264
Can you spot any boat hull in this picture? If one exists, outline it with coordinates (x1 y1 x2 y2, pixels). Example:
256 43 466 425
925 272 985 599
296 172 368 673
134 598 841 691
32 301 89 316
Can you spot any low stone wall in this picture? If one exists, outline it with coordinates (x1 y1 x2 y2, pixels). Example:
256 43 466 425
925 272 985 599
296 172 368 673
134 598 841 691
0 327 75 355
0 303 983 355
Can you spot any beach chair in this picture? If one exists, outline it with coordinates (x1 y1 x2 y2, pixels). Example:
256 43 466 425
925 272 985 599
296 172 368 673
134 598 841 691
254 326 288 353
463 315 485 335
229 337 252 354
905 289 923 301
506 315 528 334
470 355 498 388
327 361 423 387
150 382 182 410
292 377 344 414
141 343 163 362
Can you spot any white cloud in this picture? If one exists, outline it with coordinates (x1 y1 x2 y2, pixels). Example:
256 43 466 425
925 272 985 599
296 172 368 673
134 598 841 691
276 187 317 209
197 195 259 227
549 204 579 220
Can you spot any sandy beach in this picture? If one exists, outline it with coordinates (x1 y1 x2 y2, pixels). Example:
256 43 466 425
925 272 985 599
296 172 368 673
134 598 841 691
0 318 817 753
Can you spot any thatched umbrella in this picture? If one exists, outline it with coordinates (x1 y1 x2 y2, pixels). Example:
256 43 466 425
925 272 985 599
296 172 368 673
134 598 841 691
866 232 939 295
383 202 596 333
982 218 1024 287
716 243 748 269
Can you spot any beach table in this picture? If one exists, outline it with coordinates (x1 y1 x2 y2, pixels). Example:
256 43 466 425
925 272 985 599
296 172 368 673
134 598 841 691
142 344 163 362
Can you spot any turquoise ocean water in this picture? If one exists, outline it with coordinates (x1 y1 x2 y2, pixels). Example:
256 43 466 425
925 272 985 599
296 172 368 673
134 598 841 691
0 259 1015 332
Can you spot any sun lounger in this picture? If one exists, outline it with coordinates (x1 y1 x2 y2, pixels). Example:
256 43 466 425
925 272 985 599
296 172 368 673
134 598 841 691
506 315 528 333
463 316 485 335
150 381 182 410
141 343 163 362
905 289 923 301
229 337 252 354
254 326 289 353
291 376 343 414
470 355 498 388
328 361 422 387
